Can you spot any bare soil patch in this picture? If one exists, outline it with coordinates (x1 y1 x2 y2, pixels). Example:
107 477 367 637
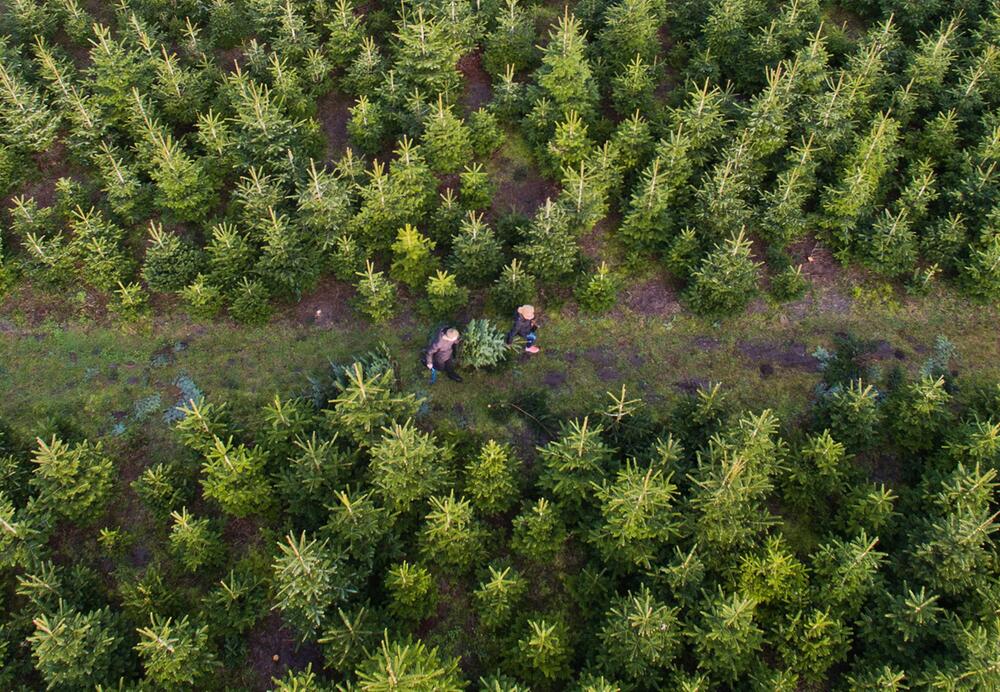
489 155 559 217
458 51 492 114
245 613 323 691
621 274 682 318
290 276 356 327
788 237 841 287
582 345 616 369
856 450 905 488
580 214 617 261
3 141 81 212
692 337 721 351
738 340 822 372
542 370 567 388
224 516 264 551
674 378 710 395
785 237 855 316
0 282 108 326
597 365 623 382
216 47 245 73
316 89 354 161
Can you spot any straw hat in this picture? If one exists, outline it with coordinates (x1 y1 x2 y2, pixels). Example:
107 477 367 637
517 305 535 320
443 328 460 341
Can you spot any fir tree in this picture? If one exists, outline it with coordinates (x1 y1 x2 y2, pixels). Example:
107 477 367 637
347 95 386 155
199 435 273 517
386 561 438 623
450 213 504 285
354 632 465 690
618 131 694 254
459 163 494 211
68 206 134 292
820 113 901 254
465 440 519 516
422 95 473 173
546 111 592 176
229 277 273 325
368 420 452 514
148 133 219 223
684 230 761 317
353 261 397 323
483 0 536 77
322 487 394 579
691 589 764 683
425 270 469 318
0 58 60 154
459 318 510 369
30 437 113 523
575 262 622 314
135 614 217 687
142 223 203 292
534 9 599 119
206 223 255 291
94 142 148 223
328 234 366 282
611 54 656 115
179 275 224 321
168 507 222 572
539 416 613 512
29 603 121 690
516 199 579 281
474 564 527 630
598 0 660 71
820 380 880 453
391 224 439 290
911 463 1000 597
757 136 818 248
254 207 318 299
686 410 780 556
589 461 680 570
599 585 681 681
325 0 364 70
297 159 353 239
325 363 420 445
318 604 381 676
272 531 348 640
492 259 537 313
511 495 569 563
393 8 465 100
518 618 572 683
420 492 487 572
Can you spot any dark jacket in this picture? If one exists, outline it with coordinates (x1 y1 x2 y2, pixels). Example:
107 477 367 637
506 313 536 344
426 330 459 367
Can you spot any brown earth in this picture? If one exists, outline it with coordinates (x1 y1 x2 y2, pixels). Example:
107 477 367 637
737 340 823 372
316 89 354 162
458 51 492 115
489 153 559 217
621 273 682 318
290 276 356 328
245 612 323 691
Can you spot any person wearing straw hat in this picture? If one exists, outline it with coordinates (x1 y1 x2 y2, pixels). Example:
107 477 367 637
506 305 540 354
425 326 463 383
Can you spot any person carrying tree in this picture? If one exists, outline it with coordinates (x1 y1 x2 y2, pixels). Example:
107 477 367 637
426 327 463 383
506 304 540 353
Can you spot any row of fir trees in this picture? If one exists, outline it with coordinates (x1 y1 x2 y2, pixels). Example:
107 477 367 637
1 0 1000 322
1 338 1000 687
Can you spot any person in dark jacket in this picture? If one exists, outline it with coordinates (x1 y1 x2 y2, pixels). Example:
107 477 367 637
506 305 539 353
426 327 463 383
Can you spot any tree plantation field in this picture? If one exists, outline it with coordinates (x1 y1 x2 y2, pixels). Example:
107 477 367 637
2 0 1000 689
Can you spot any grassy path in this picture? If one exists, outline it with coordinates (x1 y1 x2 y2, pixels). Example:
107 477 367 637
1 272 998 445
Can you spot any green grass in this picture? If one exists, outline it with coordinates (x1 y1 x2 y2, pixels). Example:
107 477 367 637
1 273 997 447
